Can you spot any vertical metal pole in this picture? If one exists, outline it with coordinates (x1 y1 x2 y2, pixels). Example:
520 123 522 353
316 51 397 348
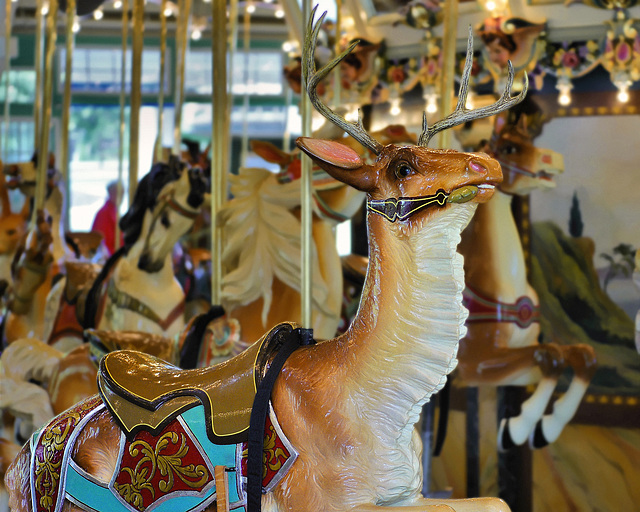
437 0 458 150
210 0 228 305
34 0 58 221
116 0 129 250
61 0 76 231
33 0 45 150
129 0 144 204
239 6 251 167
333 0 342 107
2 0 13 161
172 0 192 156
155 0 168 163
300 0 312 329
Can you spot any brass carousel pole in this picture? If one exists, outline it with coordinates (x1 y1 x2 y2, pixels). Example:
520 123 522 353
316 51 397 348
333 0 342 108
210 0 228 305
239 4 251 167
129 0 144 204
172 0 192 156
61 0 76 226
437 0 458 149
154 0 168 162
116 0 129 251
3 0 13 160
34 0 58 222
300 0 312 329
33 0 45 150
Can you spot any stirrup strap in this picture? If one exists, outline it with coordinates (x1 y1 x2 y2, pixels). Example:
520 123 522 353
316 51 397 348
246 327 314 512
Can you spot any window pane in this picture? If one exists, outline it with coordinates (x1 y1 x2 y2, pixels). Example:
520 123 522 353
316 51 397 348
0 69 37 103
184 50 283 96
60 47 170 94
2 119 36 162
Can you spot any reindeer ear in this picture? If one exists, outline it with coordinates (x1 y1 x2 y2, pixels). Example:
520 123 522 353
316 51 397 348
250 140 293 165
296 137 375 192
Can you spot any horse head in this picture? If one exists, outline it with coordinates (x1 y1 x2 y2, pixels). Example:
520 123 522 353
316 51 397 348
121 159 206 273
8 210 54 314
0 174 29 257
489 97 564 196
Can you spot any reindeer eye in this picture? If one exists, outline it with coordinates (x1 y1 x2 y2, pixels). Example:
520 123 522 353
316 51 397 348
395 164 413 179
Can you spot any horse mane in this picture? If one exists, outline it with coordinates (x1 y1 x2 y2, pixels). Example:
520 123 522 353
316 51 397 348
119 162 180 250
219 167 332 326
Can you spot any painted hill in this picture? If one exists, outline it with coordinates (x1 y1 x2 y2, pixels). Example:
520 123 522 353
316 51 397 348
530 221 640 394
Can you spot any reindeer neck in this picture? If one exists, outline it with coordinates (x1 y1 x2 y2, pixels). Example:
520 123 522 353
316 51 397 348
460 190 529 301
338 205 474 439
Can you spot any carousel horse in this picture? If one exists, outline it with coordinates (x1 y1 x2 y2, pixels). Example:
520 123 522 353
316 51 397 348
1 154 77 345
5 15 525 512
455 98 597 449
0 170 30 284
1 210 56 344
42 159 207 351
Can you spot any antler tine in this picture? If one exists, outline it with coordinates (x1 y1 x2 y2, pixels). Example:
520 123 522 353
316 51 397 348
418 26 529 147
303 7 383 155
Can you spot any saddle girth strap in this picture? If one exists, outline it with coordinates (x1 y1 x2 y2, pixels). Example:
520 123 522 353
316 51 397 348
246 327 314 512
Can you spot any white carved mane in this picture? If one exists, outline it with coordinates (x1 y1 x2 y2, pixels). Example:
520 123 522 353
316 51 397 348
219 167 331 325
342 203 477 501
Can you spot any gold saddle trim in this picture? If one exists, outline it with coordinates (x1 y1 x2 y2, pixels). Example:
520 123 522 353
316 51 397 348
98 322 298 444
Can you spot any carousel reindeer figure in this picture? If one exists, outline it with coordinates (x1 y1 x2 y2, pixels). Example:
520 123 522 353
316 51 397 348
6 12 525 512
456 98 597 449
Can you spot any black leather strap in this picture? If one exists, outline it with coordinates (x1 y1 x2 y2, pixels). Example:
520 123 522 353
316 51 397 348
246 327 314 512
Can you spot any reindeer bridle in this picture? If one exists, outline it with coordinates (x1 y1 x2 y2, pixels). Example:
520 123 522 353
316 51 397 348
367 190 449 222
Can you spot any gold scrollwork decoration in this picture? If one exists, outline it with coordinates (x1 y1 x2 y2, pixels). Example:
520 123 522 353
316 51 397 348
114 432 210 511
34 412 81 512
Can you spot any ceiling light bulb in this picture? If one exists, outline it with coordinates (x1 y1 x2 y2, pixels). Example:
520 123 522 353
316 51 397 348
191 29 202 40
246 3 256 14
617 89 629 103
113 0 122 8
485 1 496 11
558 92 571 106
275 8 285 18
93 9 104 20
390 98 401 116
41 3 49 15
282 41 293 52
164 7 172 16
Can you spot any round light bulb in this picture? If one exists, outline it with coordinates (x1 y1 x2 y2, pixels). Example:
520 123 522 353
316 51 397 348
282 41 293 52
191 29 202 40
246 3 256 14
485 1 496 11
617 89 629 103
41 4 49 15
72 19 81 32
163 7 173 16
93 9 104 20
275 8 285 18
113 0 122 8
558 92 571 106
426 98 437 114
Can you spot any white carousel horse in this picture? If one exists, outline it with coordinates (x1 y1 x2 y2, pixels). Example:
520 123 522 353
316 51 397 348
42 159 207 352
5 15 524 512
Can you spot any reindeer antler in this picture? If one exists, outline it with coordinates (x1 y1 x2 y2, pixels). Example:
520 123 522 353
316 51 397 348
418 26 529 147
304 7 384 156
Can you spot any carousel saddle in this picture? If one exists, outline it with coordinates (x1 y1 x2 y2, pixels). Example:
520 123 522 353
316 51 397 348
98 322 301 445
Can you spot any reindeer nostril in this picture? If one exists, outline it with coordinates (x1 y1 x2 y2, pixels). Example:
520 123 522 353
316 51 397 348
468 160 487 174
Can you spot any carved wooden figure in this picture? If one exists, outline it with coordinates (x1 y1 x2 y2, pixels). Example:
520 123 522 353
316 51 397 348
0 169 30 284
5 12 525 512
42 160 207 351
456 102 597 449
